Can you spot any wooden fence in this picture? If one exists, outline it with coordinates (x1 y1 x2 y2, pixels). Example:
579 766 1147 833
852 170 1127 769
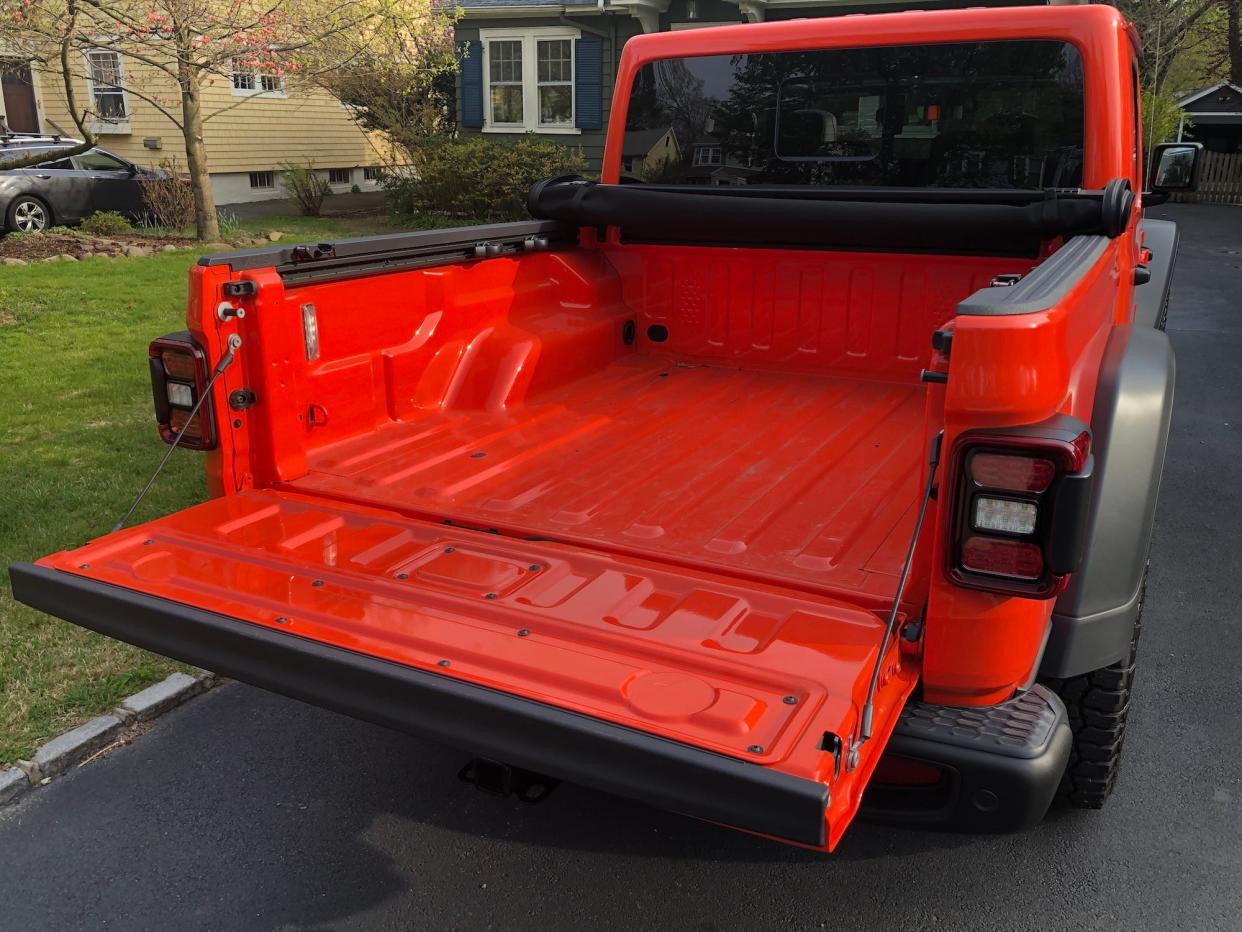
1173 150 1242 205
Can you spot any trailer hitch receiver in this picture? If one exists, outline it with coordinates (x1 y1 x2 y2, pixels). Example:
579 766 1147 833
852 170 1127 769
459 758 559 804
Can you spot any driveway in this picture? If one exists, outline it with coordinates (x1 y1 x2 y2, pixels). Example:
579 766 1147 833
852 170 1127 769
1 204 1240 931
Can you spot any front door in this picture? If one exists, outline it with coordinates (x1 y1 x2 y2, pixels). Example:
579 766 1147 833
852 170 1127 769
74 148 143 218
1 61 39 133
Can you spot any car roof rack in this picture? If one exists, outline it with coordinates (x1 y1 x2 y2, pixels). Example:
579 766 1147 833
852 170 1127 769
0 132 79 146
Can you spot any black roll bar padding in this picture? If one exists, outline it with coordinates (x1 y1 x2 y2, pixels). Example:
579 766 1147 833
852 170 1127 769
527 179 1124 254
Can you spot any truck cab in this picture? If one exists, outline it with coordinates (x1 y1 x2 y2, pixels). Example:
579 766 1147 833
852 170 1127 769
11 4 1197 850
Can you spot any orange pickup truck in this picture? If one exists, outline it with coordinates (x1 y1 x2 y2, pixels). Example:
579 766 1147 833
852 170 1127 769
11 5 1201 850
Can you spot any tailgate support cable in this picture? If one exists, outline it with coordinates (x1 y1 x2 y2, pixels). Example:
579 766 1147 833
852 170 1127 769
854 430 943 758
109 335 242 533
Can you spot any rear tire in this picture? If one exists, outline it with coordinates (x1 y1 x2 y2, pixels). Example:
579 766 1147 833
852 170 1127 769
1046 572 1145 808
6 195 51 234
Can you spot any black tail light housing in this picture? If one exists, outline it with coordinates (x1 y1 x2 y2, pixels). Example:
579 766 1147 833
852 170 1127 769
149 331 217 450
946 416 1094 599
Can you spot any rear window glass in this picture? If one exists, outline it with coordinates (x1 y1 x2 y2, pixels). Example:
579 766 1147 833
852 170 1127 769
622 40 1084 189
0 146 51 165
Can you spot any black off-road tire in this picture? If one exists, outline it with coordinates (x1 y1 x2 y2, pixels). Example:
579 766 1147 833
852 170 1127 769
1045 573 1145 808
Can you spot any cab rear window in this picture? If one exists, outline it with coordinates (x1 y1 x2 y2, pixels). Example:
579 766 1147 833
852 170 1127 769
622 40 1084 189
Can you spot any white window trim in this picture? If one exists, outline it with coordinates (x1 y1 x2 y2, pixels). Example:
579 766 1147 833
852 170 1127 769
83 49 130 134
230 60 288 99
479 26 581 135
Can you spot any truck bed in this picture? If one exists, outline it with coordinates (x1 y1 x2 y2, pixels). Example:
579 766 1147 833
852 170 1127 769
288 355 926 606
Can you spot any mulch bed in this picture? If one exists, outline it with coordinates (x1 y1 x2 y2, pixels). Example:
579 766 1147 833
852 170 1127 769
0 231 210 262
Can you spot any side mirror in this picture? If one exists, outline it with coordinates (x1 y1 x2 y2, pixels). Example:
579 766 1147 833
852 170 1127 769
1148 141 1203 195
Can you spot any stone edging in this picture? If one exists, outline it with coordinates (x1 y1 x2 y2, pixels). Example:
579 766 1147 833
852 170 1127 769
0 671 219 808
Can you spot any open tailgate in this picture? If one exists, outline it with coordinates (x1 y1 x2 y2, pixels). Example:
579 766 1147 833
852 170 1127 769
10 490 917 849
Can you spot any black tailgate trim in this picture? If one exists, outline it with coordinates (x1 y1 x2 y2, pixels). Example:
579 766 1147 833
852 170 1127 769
9 563 828 847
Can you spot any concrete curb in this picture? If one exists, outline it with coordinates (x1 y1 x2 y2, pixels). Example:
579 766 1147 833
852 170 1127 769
2 670 218 809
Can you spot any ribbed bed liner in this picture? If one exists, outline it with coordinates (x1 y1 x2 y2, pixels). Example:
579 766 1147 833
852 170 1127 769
290 355 927 604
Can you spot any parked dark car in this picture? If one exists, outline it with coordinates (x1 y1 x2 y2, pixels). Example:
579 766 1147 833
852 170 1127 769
0 133 160 233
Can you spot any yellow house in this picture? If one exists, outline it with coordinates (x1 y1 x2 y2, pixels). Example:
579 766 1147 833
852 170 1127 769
1 50 388 206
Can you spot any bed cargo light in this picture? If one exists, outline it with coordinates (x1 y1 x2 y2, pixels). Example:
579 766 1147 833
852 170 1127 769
946 421 1093 599
148 332 218 450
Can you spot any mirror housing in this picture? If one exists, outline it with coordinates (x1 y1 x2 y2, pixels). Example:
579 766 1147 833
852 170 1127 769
1147 142 1203 198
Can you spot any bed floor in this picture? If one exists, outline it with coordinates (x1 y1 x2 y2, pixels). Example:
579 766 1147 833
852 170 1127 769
288 355 928 604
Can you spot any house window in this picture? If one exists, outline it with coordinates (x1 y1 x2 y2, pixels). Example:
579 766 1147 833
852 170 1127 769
480 28 579 133
536 39 572 126
249 171 275 189
232 60 285 97
488 40 524 125
621 156 635 173
86 51 128 121
363 166 382 181
328 167 352 185
693 145 722 167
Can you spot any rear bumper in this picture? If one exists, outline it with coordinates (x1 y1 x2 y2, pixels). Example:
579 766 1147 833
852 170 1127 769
863 685 1072 832
9 562 829 847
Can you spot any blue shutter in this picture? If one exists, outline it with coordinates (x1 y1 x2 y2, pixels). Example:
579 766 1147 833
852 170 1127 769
575 37 603 131
461 40 484 130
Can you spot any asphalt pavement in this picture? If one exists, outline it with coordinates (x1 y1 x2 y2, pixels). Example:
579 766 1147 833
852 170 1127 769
1 204 1240 931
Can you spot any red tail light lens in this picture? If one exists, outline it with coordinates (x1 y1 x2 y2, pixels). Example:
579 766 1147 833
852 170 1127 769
961 536 1044 580
969 452 1055 493
160 350 199 381
946 421 1094 599
149 332 216 450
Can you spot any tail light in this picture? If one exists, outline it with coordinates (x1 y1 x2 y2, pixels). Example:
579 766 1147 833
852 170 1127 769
148 331 217 450
946 417 1093 598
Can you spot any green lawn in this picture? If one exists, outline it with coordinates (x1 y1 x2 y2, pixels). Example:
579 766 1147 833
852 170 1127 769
0 211 433 764
223 212 411 240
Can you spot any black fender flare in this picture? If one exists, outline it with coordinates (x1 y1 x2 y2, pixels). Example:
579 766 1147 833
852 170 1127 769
1040 325 1175 679
1133 218 1179 330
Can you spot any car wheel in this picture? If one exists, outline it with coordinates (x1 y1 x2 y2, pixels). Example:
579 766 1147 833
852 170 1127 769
1044 569 1145 808
6 195 52 234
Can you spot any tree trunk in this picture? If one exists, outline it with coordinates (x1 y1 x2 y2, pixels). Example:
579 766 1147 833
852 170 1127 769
179 72 220 242
1230 0 1242 87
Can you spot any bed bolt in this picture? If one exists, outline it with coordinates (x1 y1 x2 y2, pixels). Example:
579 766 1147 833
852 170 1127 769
783 695 798 705
444 547 456 554
484 592 498 600
275 616 290 625
78 564 90 570
470 451 487 459
143 539 154 546
517 629 530 637
528 564 541 572
311 579 324 587
437 659 451 667
747 745 764 754
396 572 409 580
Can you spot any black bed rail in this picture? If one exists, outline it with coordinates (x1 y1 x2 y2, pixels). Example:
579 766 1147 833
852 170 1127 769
198 219 575 285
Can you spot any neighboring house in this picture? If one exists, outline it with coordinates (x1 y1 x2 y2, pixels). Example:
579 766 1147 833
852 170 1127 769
1177 82 1242 153
620 127 679 178
0 50 387 205
454 0 948 174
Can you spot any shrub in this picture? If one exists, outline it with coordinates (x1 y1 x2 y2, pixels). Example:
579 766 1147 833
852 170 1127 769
281 161 332 217
138 158 195 231
386 135 588 222
80 211 133 236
